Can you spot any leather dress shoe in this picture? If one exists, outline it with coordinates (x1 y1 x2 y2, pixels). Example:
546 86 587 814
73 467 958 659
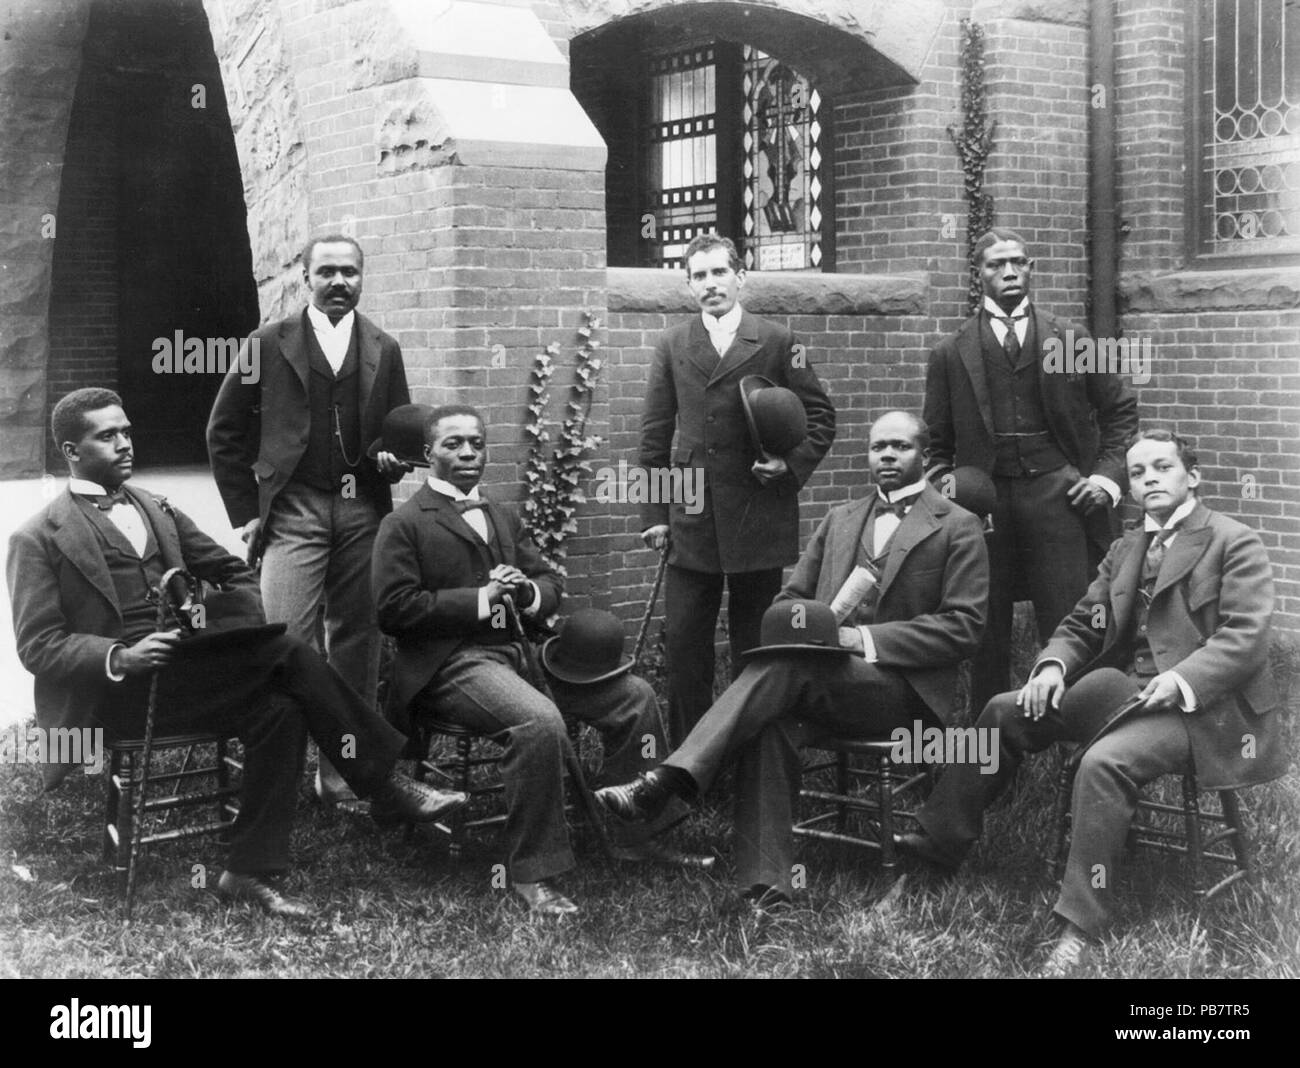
608 841 716 870
1038 923 1093 978
595 769 675 822
894 831 959 872
370 771 467 824
513 879 579 916
217 870 315 919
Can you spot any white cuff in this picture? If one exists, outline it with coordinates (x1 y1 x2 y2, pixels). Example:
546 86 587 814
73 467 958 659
857 626 878 663
522 581 542 617
1089 474 1121 508
477 588 491 622
105 643 126 682
1031 658 1067 679
1170 670 1199 712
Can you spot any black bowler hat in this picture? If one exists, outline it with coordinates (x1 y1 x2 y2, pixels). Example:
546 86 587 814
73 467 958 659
366 403 434 467
744 598 848 658
944 465 998 519
159 569 286 658
740 375 807 457
541 608 635 685
1059 667 1147 745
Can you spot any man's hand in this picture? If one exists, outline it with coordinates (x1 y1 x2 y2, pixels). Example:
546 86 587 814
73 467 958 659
751 454 790 486
1137 672 1184 713
837 627 865 654
486 564 531 606
241 517 263 566
1066 476 1110 515
1017 664 1066 721
374 449 412 477
642 524 670 551
112 630 185 677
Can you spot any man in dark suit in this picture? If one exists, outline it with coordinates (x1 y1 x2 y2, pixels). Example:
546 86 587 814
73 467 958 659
207 234 410 807
901 429 1287 975
923 229 1138 713
599 411 988 909
8 389 465 917
640 233 836 743
373 405 693 916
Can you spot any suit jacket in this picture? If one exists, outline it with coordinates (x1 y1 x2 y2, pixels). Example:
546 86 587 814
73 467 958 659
6 487 260 789
775 484 988 723
206 309 411 529
1038 501 1286 789
372 484 564 734
923 305 1139 547
639 308 836 573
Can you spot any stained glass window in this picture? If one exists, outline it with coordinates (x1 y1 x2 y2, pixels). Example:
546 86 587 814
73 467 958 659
1197 0 1300 257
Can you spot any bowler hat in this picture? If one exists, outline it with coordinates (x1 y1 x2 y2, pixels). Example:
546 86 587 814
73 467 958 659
744 598 849 658
943 465 998 519
366 403 434 467
160 570 286 658
740 375 807 457
541 608 634 685
1059 667 1146 746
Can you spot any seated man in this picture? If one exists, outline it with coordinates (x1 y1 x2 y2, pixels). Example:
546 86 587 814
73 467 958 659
900 429 1288 976
595 411 989 910
7 389 466 918
372 405 697 917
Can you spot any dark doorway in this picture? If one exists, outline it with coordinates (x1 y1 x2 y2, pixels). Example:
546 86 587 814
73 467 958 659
47 0 258 469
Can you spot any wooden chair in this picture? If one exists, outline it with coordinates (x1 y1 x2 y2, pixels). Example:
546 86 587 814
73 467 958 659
104 732 241 895
793 737 935 877
1051 766 1252 903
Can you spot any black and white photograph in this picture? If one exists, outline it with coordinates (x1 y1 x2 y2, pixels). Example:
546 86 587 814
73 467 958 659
0 0 1296 999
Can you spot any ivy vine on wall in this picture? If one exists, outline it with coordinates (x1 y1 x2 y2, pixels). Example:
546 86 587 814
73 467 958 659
947 18 997 315
521 312 604 575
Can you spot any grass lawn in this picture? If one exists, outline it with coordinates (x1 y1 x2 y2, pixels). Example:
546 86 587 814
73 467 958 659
2 626 1297 979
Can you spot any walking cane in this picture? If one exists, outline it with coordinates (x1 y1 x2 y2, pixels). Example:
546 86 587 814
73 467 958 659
123 582 171 922
631 542 672 751
502 593 613 857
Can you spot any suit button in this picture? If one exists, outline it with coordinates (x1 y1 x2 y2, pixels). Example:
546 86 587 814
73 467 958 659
1139 625 1147 633
707 416 715 423
708 447 716 454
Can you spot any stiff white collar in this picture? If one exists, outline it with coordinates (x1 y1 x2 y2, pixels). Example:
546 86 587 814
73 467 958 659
427 477 481 502
69 477 118 496
306 303 355 335
1144 496 1197 533
876 479 927 506
701 303 743 335
982 296 1029 320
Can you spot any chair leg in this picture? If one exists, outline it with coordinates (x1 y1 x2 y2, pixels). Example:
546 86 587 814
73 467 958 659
877 754 897 877
104 747 122 864
115 750 136 896
834 751 849 833
1049 759 1075 882
449 733 472 863
1181 773 1204 901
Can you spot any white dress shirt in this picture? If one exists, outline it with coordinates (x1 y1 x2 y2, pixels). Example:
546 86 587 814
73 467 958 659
701 303 743 358
427 477 540 620
70 478 146 681
306 304 355 374
855 479 928 663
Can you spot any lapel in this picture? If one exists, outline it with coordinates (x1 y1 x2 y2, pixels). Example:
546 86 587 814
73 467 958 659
956 316 994 438
355 312 381 421
127 487 185 571
416 484 492 557
709 309 762 385
878 486 942 598
281 311 311 393
49 491 120 618
1033 306 1070 439
1152 502 1214 601
827 496 875 596
684 316 720 382
1106 528 1146 641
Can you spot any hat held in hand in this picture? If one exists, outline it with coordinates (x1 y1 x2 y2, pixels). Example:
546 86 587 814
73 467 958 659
744 598 848 658
542 608 635 685
160 568 286 658
366 403 435 467
936 465 997 519
740 375 807 457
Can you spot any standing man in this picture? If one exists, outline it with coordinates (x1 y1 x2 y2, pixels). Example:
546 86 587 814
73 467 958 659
600 412 987 910
923 229 1138 713
900 430 1287 975
208 235 411 807
641 233 836 743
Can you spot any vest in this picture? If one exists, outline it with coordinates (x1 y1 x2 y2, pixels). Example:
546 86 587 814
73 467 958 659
981 313 1069 478
1127 532 1164 679
848 499 903 625
75 497 164 645
291 315 366 493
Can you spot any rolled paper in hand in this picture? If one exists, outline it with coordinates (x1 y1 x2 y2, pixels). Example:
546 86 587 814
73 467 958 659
829 565 879 623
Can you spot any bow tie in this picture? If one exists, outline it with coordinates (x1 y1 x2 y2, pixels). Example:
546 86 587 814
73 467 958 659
877 499 910 519
453 498 486 514
82 488 129 511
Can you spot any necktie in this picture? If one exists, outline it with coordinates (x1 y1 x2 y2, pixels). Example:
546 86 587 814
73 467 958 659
454 499 486 514
995 313 1025 363
1145 528 1175 577
85 488 129 511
